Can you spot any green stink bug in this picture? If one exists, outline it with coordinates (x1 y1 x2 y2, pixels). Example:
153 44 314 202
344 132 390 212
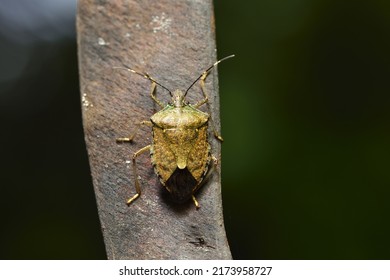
116 55 234 209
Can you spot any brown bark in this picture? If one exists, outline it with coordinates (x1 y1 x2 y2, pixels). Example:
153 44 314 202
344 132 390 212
77 0 231 259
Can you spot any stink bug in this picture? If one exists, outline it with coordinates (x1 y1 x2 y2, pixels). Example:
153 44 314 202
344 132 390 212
116 55 234 209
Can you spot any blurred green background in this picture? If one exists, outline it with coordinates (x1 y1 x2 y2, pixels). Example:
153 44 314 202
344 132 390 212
1 0 390 259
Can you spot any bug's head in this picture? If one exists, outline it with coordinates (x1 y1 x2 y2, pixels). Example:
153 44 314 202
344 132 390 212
114 55 234 109
171 90 187 108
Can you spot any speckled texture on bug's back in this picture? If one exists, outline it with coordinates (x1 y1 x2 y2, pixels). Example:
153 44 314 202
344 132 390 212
150 105 211 201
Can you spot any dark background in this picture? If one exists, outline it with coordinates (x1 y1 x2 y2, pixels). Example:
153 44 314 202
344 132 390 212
1 0 390 259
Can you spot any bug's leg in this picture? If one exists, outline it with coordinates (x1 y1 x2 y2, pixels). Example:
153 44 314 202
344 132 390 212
192 195 200 209
193 155 219 193
113 67 166 108
194 72 209 108
127 144 151 205
192 155 219 209
116 120 152 142
211 154 219 167
196 72 224 142
149 81 164 109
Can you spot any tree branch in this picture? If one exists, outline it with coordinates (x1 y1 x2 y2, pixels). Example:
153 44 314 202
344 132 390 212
77 0 231 259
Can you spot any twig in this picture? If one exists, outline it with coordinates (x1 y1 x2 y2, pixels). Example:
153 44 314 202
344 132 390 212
77 0 231 259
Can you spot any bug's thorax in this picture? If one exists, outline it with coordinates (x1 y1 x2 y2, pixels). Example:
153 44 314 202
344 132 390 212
151 89 209 129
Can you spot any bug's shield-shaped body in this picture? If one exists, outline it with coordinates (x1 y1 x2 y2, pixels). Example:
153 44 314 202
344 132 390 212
116 55 233 208
150 102 211 203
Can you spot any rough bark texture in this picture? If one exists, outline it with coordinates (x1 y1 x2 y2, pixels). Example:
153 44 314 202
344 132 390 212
77 0 231 259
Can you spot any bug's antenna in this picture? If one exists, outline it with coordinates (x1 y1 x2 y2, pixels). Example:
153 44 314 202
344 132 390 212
184 54 235 97
113 66 173 97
